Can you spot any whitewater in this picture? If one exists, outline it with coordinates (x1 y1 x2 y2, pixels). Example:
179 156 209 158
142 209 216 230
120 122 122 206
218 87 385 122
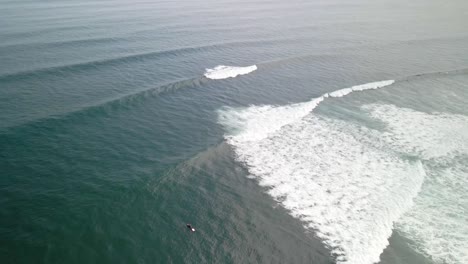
218 80 468 264
204 65 257 80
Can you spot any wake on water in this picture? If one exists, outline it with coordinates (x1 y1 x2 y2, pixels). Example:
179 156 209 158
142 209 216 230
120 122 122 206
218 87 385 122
217 80 468 264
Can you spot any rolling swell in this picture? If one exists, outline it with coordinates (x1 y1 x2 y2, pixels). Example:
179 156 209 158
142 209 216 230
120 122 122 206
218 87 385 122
0 76 206 133
0 36 127 51
3 50 466 134
0 48 206 82
402 67 468 80
257 50 468 80
0 38 296 81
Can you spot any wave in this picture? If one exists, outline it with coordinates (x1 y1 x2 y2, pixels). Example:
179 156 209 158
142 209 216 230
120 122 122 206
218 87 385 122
0 47 207 82
363 104 468 264
0 37 292 81
204 65 257 80
0 41 255 81
0 76 205 133
219 76 468 263
218 80 431 264
0 36 125 51
219 80 394 142
328 80 395 97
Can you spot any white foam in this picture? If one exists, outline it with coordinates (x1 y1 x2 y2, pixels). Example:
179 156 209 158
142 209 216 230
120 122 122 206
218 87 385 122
328 80 395 97
397 161 468 264
219 80 395 142
219 80 435 264
204 65 257 80
363 104 468 264
218 97 324 142
225 114 425 264
220 86 468 263
219 78 468 263
363 104 468 159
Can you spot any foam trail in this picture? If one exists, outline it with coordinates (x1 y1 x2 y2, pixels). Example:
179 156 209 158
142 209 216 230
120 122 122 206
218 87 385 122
328 80 395 97
204 65 257 80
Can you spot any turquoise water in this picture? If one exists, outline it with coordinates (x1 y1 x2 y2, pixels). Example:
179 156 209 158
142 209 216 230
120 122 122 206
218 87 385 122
1 0 468 263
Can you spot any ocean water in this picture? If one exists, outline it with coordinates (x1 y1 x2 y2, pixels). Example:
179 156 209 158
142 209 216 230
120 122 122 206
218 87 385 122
1 0 467 263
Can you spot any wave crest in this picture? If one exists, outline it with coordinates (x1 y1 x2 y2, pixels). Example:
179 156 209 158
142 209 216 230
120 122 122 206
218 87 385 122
219 80 395 142
204 65 257 80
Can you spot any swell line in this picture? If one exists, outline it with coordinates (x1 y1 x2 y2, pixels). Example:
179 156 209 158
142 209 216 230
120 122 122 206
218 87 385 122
0 36 127 50
0 49 204 82
402 67 468 81
0 76 206 133
0 38 296 81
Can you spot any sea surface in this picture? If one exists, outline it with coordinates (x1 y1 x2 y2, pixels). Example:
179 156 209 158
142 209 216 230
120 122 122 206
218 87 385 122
1 0 467 263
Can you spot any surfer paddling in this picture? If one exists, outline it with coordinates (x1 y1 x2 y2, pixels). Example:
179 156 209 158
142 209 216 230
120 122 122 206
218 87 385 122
186 224 196 232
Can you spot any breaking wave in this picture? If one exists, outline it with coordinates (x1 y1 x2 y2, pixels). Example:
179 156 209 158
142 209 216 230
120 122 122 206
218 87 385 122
218 80 394 142
364 104 468 264
218 80 468 264
204 65 257 80
328 80 394 97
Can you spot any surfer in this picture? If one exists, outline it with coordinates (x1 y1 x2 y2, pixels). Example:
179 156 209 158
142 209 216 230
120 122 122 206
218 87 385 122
186 224 196 232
